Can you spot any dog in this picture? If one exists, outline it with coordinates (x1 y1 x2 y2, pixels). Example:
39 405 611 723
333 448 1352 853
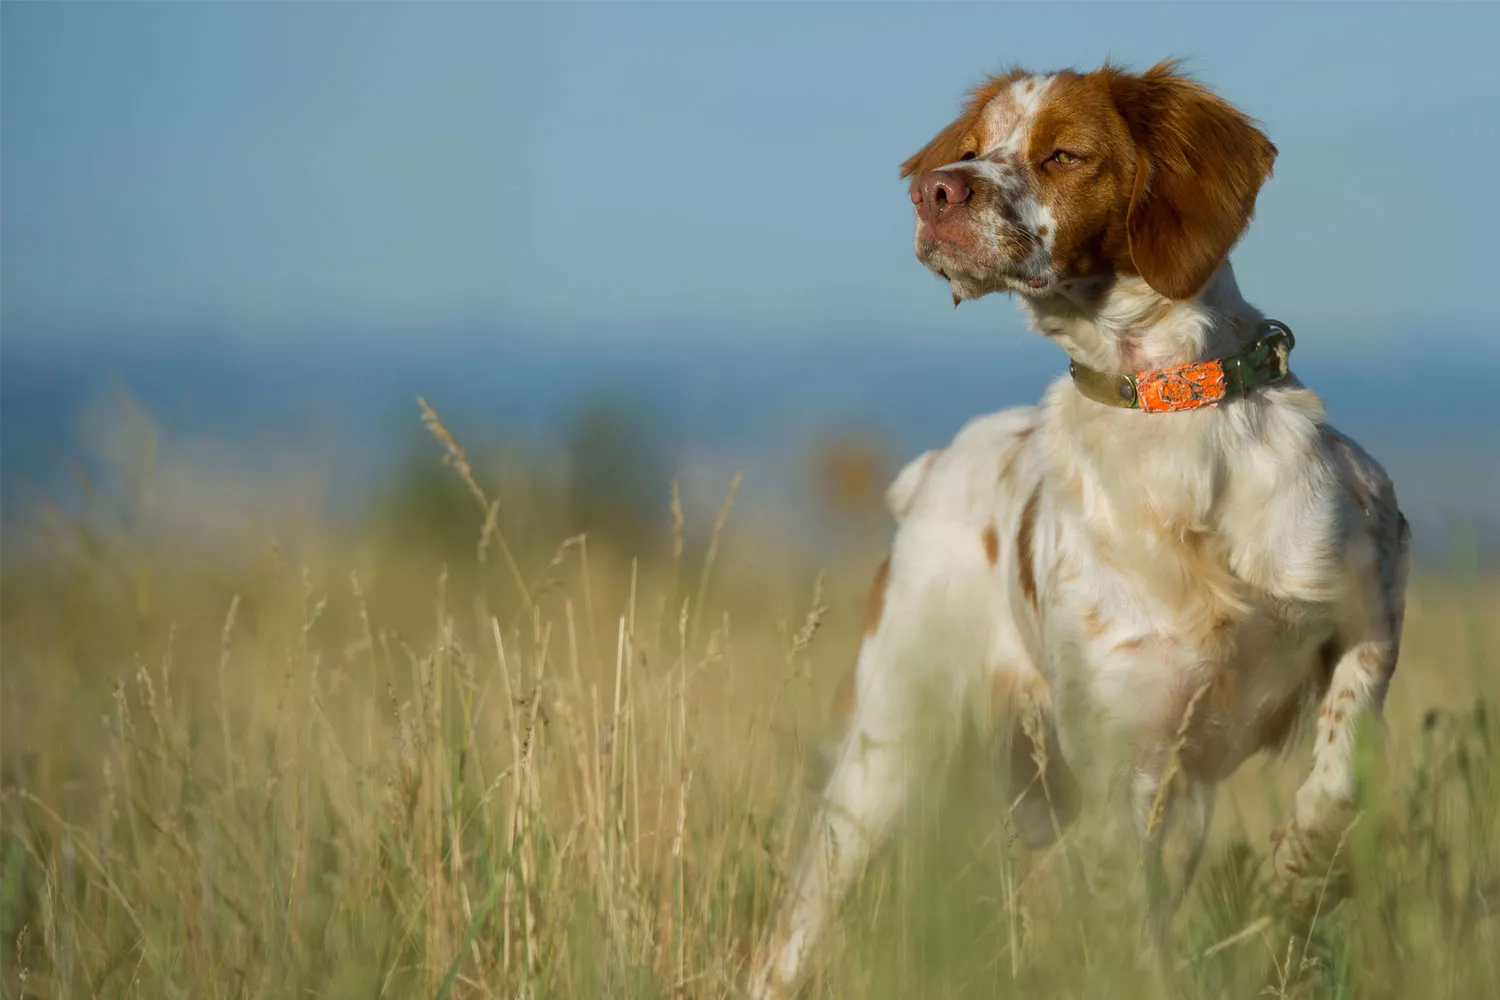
749 60 1409 997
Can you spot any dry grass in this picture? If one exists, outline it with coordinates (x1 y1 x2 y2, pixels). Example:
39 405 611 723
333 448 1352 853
2 402 1497 999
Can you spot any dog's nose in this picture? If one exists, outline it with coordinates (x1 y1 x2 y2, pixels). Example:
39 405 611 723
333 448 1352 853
910 169 972 223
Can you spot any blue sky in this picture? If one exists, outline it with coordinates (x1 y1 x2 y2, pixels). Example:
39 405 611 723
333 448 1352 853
4 2 1499 355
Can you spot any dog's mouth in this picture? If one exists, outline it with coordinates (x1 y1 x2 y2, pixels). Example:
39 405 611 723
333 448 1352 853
926 255 1053 304
918 235 1052 300
938 268 1045 290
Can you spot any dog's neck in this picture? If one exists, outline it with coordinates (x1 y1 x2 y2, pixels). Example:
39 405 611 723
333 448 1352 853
1020 263 1261 375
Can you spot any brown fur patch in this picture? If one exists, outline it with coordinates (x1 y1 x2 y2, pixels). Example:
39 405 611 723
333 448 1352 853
1017 486 1041 610
1105 61 1277 299
863 556 892 636
1024 70 1140 286
982 521 1000 565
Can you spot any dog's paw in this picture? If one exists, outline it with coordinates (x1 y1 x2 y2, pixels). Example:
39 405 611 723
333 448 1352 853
744 965 786 1000
1270 818 1352 913
745 925 805 1000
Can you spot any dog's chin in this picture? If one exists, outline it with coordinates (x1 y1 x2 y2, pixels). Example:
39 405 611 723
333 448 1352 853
927 264 1056 304
943 274 995 304
918 242 1056 302
917 232 1058 303
1007 272 1056 297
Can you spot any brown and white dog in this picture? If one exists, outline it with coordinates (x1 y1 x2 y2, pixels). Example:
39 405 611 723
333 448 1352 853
750 61 1408 996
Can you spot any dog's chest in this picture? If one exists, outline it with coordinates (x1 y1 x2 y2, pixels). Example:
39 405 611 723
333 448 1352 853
1039 516 1328 783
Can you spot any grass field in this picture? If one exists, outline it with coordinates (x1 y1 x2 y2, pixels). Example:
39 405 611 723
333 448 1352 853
2 404 1497 999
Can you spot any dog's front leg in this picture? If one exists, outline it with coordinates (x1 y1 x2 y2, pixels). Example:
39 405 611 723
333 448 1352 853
750 528 991 998
1133 755 1215 947
1273 517 1409 908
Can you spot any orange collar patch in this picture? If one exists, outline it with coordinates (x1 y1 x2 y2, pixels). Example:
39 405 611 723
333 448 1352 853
1135 361 1229 412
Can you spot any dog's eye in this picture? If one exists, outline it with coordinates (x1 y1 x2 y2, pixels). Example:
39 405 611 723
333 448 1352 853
959 151 978 161
1048 150 1081 166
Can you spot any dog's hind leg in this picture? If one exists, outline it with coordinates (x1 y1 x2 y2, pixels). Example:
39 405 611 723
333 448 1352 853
749 524 993 998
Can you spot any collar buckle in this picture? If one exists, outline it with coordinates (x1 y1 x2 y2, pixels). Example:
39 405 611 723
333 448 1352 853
1232 319 1296 397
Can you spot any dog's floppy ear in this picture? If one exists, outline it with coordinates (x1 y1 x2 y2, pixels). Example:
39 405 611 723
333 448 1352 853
1110 61 1277 300
900 115 971 180
900 74 1017 179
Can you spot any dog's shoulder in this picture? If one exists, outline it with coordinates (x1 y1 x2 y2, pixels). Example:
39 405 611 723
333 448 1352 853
1318 425 1399 518
1243 384 1404 539
1210 386 1407 604
1317 423 1409 567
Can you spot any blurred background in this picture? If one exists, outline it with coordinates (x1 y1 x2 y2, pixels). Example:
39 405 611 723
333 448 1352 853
3 2 1498 564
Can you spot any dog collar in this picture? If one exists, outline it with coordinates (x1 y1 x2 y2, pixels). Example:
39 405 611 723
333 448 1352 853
1068 320 1296 413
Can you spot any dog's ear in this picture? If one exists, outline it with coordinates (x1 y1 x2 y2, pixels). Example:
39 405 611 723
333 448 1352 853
1110 61 1277 300
899 115 972 179
900 74 1016 179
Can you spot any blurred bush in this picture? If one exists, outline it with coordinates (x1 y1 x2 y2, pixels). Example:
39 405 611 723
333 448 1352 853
811 431 892 520
366 390 671 563
562 392 671 552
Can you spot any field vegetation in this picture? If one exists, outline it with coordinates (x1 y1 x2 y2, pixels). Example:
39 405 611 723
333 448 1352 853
2 397 1496 999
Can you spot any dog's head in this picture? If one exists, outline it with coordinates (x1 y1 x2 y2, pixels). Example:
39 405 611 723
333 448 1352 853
904 61 1276 304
